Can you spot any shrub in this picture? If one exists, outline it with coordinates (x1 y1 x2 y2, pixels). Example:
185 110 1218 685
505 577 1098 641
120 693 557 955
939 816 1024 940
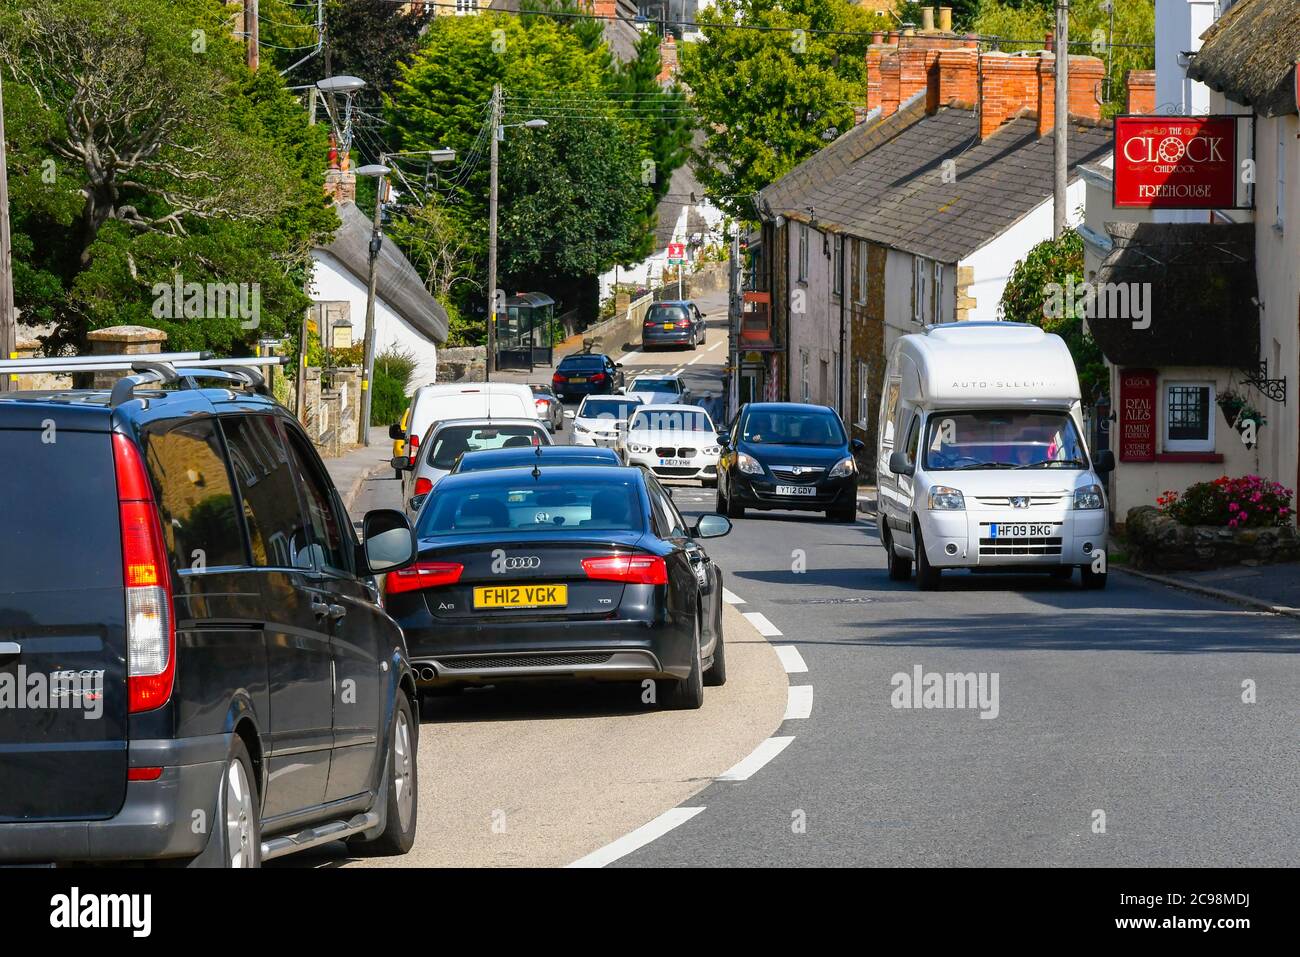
1157 475 1294 529
370 346 417 427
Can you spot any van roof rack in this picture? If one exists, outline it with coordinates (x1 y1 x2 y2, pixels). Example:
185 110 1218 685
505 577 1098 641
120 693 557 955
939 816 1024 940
0 353 286 407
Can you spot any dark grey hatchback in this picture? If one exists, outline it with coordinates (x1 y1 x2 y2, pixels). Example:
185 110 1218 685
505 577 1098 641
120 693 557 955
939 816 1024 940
0 360 421 867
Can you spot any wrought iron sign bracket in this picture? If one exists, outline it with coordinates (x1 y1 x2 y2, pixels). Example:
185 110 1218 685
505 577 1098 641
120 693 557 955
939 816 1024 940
1240 359 1287 403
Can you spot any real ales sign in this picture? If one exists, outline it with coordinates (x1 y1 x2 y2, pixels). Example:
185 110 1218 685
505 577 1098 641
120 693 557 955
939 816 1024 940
1119 369 1157 462
1113 116 1237 209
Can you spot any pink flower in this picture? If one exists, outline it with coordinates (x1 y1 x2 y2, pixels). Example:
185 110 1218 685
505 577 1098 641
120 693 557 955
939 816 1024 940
1228 502 1239 512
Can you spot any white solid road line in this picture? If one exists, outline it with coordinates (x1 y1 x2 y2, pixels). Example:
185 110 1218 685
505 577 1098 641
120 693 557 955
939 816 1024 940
784 685 814 720
774 645 808 673
742 611 782 637
717 736 796 782
722 588 746 605
567 806 707 868
687 355 702 365
708 340 723 352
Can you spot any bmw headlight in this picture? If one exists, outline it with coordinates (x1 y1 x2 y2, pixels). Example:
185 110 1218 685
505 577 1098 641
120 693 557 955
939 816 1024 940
927 486 965 510
737 453 764 475
1073 484 1105 510
575 422 590 433
703 446 720 456
629 443 651 454
828 455 856 478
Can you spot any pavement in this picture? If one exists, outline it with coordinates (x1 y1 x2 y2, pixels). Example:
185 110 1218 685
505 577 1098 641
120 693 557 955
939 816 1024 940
1118 561 1300 619
321 425 395 516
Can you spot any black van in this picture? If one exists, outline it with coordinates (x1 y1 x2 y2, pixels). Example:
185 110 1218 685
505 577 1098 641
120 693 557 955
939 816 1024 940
0 360 421 867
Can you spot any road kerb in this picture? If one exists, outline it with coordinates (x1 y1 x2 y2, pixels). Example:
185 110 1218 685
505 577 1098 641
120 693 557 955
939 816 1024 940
1116 566 1300 621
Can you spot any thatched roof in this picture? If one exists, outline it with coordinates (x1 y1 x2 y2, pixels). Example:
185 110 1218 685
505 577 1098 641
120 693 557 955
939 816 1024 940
1089 222 1258 368
1186 0 1300 117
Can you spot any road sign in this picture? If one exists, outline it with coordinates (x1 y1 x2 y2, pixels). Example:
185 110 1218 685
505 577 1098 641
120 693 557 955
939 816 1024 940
667 242 686 265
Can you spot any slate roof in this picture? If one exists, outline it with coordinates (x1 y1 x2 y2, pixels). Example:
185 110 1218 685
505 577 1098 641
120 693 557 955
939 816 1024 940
1187 0 1300 118
759 103 1113 263
316 201 449 345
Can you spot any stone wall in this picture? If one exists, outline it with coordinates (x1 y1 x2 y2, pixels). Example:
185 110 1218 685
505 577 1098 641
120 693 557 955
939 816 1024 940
1125 506 1300 570
436 346 486 384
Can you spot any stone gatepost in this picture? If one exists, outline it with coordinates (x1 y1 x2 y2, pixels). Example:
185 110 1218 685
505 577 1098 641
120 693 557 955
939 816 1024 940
86 325 168 390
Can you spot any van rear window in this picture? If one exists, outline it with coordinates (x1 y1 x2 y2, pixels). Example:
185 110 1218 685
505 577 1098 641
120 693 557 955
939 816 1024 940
0 430 121 593
142 419 245 570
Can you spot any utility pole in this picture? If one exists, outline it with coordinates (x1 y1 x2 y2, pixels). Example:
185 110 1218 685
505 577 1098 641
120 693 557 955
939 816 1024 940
359 156 387 445
0 73 15 393
727 231 740 422
1053 0 1069 239
486 83 501 381
245 0 260 71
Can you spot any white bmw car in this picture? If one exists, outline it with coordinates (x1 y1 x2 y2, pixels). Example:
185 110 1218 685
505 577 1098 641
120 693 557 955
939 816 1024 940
622 404 721 487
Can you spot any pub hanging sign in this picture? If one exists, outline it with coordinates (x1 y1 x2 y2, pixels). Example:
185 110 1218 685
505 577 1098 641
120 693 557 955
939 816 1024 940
1113 115 1247 209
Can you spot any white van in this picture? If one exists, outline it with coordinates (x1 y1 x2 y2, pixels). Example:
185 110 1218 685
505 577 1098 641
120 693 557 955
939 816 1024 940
875 322 1114 590
389 383 540 496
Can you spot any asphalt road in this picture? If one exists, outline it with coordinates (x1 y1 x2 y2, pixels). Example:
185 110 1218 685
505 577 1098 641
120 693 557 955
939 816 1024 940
311 293 1300 867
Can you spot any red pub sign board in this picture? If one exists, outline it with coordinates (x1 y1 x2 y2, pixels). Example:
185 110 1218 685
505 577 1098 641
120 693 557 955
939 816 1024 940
1119 369 1157 462
1113 116 1237 209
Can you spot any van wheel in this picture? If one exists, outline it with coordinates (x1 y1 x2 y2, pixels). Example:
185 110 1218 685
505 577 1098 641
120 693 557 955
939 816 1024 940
216 738 261 868
1081 562 1108 590
354 692 419 856
914 524 941 591
885 528 912 581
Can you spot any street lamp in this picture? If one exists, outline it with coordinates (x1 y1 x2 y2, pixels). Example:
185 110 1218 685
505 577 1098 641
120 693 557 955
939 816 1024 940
486 82 548 380
314 76 367 159
355 148 456 446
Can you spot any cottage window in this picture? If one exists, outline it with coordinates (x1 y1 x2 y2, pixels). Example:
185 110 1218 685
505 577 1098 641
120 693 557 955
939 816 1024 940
1164 382 1215 453
913 257 926 323
857 361 871 427
798 224 809 282
832 236 844 297
800 350 810 402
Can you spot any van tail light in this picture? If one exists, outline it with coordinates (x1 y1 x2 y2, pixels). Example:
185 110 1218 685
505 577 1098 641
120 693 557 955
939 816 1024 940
414 477 434 497
128 767 164 782
386 561 464 594
113 433 176 714
581 554 667 585
408 433 420 452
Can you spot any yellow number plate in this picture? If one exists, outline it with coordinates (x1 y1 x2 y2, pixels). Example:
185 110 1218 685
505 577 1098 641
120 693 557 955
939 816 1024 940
663 323 675 329
473 584 568 609
569 376 587 383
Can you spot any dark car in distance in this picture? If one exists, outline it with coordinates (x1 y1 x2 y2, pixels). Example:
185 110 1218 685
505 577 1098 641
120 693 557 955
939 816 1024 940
552 353 625 402
452 445 621 475
0 362 422 867
384 465 732 710
716 402 864 522
641 301 706 351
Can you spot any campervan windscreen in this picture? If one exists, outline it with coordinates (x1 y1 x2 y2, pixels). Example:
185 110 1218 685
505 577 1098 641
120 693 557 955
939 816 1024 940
924 411 1089 470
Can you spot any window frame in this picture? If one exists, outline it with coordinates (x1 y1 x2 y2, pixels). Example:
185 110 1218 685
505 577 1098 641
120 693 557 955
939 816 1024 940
797 223 809 283
913 256 926 323
857 360 871 428
1162 381 1216 453
855 239 870 305
800 349 810 402
832 234 844 297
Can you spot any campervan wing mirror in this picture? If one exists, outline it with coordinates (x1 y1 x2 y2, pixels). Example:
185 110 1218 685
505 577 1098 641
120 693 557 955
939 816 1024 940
1093 450 1115 474
888 450 914 477
388 423 405 441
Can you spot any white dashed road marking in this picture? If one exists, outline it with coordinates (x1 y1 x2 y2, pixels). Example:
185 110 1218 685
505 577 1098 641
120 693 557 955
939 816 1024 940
722 588 746 605
784 685 814 720
708 340 723 352
774 645 808 673
567 807 707 868
742 611 782 637
717 736 796 782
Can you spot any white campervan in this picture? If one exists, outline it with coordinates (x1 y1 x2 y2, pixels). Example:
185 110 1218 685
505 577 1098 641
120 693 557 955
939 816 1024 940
875 322 1114 590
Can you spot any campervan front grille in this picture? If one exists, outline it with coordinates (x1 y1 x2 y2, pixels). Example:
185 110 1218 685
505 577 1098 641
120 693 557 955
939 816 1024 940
973 495 1067 508
978 537 1063 556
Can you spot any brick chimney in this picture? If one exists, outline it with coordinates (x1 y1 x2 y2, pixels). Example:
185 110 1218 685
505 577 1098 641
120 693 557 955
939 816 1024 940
1033 53 1105 136
658 34 678 84
935 49 978 110
1125 69 1156 114
880 54 901 117
865 31 898 115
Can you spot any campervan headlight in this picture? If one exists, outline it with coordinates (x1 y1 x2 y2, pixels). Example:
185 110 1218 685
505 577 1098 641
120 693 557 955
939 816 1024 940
927 486 965 510
828 455 857 479
1073 484 1105 510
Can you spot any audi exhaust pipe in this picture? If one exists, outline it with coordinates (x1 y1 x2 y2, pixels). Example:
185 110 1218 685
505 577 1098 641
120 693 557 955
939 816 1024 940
418 666 436 681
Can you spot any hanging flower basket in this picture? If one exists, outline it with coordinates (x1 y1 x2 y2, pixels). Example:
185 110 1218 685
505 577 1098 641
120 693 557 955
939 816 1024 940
1216 389 1266 448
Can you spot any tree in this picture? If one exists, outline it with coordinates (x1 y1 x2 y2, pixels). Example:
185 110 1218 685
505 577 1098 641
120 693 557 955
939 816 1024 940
0 0 336 355
388 12 675 329
678 0 874 222
999 230 1106 399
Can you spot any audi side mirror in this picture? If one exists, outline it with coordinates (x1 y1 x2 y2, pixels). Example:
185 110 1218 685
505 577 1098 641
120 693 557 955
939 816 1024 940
361 509 416 575
888 450 915 477
691 514 732 539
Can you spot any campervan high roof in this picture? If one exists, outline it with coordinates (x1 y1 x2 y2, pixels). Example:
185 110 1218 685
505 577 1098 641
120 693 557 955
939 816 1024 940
894 322 1082 408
